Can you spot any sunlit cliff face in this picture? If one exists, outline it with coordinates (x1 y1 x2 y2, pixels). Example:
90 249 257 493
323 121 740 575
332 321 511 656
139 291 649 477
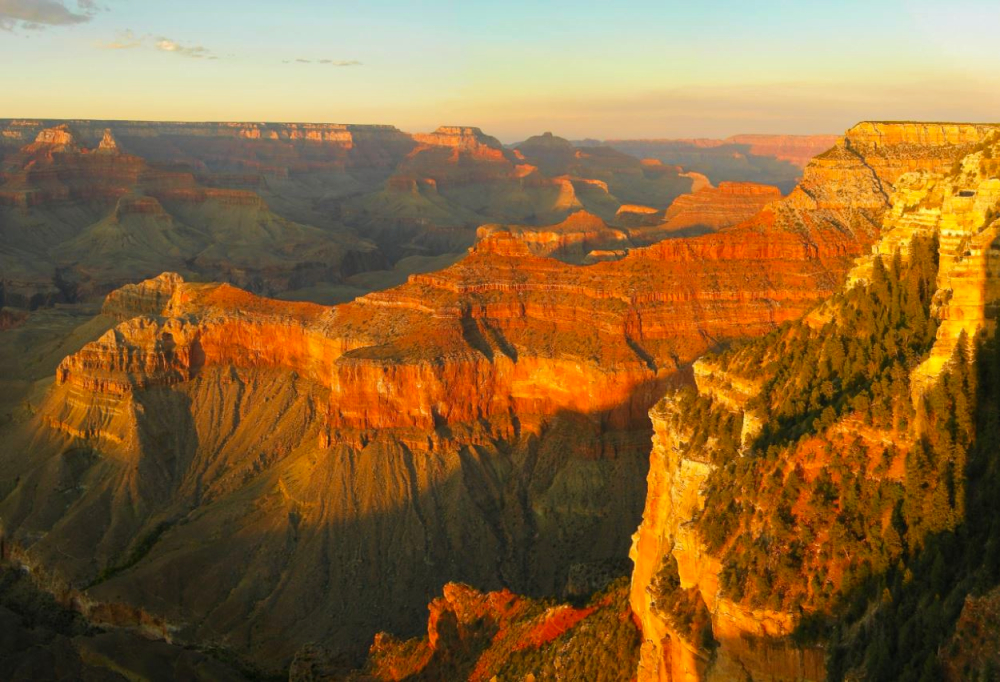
629 121 1000 682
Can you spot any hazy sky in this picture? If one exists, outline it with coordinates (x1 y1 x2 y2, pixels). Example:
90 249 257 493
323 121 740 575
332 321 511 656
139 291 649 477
3 0 1000 141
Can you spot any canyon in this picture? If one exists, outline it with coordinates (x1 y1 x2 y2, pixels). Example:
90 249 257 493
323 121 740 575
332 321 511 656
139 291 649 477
2 121 998 680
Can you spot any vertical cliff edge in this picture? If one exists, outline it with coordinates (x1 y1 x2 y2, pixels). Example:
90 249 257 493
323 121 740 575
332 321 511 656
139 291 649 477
629 122 1000 681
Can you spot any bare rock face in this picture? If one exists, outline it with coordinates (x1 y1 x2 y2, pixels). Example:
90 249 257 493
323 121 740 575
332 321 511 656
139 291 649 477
628 181 782 244
413 125 506 154
27 124 80 153
96 128 120 153
101 271 184 320
476 210 630 261
339 580 638 682
628 122 1000 682
616 203 665 227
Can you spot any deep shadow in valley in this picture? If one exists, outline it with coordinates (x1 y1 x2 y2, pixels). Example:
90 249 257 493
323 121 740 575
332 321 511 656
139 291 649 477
0 364 677 675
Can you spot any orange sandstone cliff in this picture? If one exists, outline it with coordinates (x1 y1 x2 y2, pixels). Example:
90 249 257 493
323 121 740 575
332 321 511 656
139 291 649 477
330 579 639 682
629 121 1000 682
626 181 783 245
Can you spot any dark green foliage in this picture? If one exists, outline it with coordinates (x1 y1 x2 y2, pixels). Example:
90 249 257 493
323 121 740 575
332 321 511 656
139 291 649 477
751 237 938 447
680 387 744 466
824 334 1000 681
691 236 942 611
905 334 976 544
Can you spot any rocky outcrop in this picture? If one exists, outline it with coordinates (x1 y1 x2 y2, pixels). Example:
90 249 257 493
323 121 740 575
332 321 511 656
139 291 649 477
101 271 184 320
340 580 638 682
476 210 629 261
24 123 81 154
413 126 506 155
628 181 782 244
628 122 1000 682
97 128 120 153
616 203 665 227
629 396 715 682
629 394 823 682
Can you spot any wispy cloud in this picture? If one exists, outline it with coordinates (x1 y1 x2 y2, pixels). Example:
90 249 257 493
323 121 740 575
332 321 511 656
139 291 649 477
0 0 98 31
154 36 216 59
97 31 357 65
285 58 362 67
96 31 219 59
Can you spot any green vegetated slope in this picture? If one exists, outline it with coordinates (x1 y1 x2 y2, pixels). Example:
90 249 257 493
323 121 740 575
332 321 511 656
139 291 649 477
669 231 1000 680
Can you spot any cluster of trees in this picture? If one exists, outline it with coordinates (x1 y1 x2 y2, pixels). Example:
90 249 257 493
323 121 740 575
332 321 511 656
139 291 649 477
905 334 976 543
753 236 938 447
655 228 1000 679
677 388 743 466
689 236 971 614
825 334 1000 681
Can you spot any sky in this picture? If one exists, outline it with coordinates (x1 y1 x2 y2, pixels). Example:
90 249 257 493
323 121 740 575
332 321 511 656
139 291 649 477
2 0 1000 141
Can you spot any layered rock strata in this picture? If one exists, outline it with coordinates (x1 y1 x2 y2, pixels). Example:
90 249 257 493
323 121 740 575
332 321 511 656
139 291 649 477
628 181 782 244
1 122 979 672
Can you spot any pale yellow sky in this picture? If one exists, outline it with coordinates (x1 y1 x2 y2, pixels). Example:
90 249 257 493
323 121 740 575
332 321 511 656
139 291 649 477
2 0 999 140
